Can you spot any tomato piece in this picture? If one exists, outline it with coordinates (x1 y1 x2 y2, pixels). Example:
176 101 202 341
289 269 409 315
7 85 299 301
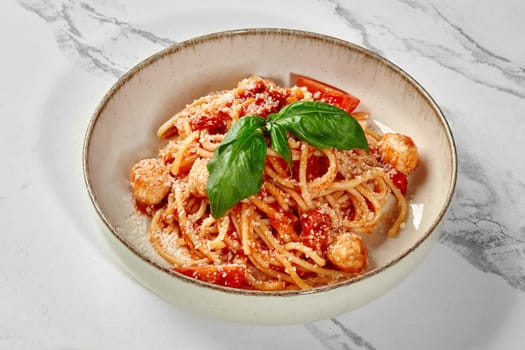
173 264 247 288
243 89 287 117
190 111 228 134
307 155 330 181
300 209 331 253
389 169 408 195
294 75 360 113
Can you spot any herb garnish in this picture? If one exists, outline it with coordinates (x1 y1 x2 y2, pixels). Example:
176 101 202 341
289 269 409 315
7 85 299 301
206 101 369 218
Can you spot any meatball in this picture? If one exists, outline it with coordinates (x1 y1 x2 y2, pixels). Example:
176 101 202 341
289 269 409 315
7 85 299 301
129 158 172 205
327 231 368 274
379 132 419 175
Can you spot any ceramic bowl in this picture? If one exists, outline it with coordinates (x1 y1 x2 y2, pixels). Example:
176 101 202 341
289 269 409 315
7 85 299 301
83 28 457 324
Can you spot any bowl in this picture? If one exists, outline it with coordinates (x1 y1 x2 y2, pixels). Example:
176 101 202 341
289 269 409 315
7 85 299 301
83 28 457 324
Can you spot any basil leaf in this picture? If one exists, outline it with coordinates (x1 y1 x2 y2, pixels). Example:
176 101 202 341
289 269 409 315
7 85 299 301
206 116 267 218
220 115 265 147
269 101 369 151
206 101 369 218
267 123 292 170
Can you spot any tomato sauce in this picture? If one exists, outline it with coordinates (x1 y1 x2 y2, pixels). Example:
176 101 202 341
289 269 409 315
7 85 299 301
190 111 228 134
300 209 331 254
173 264 247 288
389 169 408 195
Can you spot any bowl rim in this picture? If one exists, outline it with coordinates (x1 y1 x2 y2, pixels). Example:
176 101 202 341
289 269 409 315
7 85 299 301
83 27 458 297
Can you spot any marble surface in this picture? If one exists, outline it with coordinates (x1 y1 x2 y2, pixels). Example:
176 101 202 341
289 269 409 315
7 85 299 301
1 0 524 348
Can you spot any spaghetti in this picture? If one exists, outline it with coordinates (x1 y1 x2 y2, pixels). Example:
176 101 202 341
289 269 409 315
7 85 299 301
129 75 419 290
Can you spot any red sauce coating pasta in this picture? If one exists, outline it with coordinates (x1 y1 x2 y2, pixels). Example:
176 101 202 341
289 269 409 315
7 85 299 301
130 75 419 290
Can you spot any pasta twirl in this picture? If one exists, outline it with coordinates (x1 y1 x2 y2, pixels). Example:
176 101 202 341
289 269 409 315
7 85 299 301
129 75 419 290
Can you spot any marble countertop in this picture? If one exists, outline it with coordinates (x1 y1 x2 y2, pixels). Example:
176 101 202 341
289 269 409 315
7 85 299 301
1 0 524 348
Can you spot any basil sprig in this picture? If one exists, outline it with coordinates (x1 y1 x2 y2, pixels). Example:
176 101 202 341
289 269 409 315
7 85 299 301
206 101 368 218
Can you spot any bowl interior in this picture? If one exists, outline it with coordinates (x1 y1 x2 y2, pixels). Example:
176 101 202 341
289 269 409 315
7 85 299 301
84 29 456 292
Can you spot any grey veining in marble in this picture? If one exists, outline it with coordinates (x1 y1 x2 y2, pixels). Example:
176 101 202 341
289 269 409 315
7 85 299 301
439 113 525 291
19 0 174 78
327 0 525 98
306 319 377 350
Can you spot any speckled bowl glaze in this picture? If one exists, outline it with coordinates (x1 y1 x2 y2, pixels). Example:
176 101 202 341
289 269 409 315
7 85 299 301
83 28 457 324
